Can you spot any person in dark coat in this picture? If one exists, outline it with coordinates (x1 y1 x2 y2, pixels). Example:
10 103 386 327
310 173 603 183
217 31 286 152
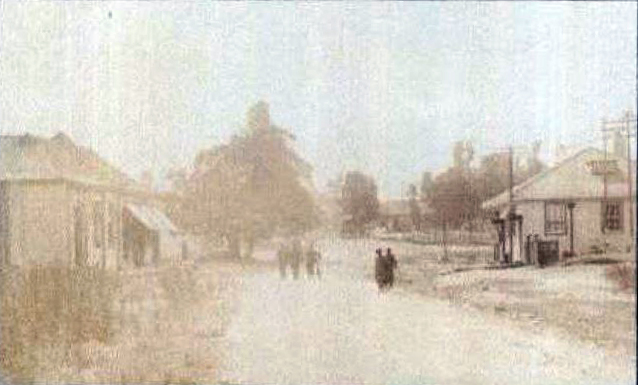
385 248 398 288
291 238 302 280
374 248 386 289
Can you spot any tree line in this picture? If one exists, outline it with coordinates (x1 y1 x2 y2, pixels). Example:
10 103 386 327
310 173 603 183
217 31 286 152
339 140 546 236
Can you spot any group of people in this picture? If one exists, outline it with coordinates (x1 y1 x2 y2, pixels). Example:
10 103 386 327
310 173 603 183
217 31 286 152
375 248 398 290
277 239 322 280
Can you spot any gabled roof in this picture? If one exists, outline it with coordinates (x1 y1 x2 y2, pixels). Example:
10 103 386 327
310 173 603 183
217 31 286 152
482 147 636 209
0 132 137 188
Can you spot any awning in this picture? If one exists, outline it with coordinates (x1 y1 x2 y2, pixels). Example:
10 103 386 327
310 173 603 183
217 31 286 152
125 203 178 233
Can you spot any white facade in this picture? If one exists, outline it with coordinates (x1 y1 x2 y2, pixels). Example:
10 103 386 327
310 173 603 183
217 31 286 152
484 148 635 263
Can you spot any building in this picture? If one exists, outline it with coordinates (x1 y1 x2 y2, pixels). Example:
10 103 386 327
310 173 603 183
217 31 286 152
0 132 183 268
378 199 431 232
482 147 635 265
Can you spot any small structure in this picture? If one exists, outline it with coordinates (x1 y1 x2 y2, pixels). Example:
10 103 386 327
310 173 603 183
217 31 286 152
122 203 184 267
378 199 431 232
483 147 636 265
0 132 184 268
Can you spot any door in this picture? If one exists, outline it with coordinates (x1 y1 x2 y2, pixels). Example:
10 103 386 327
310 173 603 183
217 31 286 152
538 240 559 266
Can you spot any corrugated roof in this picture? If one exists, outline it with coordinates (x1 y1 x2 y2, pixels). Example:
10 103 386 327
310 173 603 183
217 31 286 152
0 132 136 188
482 147 636 209
125 203 178 233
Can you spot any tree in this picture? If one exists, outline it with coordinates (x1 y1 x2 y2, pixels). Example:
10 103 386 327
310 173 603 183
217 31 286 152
453 140 474 170
166 167 188 195
184 101 318 258
475 142 547 208
139 170 155 191
428 168 475 260
420 171 434 201
341 171 379 234
408 184 421 231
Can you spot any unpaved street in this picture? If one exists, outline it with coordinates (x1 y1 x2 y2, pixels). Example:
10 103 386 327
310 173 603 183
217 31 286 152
217 238 636 385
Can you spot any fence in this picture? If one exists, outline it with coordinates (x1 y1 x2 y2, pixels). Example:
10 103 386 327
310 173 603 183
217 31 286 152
376 230 496 246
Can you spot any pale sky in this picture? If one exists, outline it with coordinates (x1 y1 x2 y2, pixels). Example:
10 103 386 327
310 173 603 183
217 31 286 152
0 2 635 198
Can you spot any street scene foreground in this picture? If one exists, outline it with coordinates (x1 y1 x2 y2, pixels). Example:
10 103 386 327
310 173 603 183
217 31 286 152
0 3 636 384
1 237 634 385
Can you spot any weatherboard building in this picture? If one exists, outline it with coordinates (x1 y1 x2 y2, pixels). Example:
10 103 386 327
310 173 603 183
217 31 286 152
482 146 635 265
0 132 184 268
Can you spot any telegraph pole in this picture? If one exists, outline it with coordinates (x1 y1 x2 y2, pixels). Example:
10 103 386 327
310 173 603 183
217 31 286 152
602 118 608 252
602 112 637 252
508 146 514 264
624 111 635 250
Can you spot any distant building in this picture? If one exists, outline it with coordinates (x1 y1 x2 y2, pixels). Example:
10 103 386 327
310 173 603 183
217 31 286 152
0 132 184 268
482 147 636 265
378 199 431 232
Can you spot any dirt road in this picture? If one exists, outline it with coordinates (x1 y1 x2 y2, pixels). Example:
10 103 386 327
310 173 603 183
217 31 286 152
218 238 635 385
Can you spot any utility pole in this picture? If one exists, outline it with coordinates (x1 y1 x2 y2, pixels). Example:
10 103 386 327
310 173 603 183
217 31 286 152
624 111 635 251
602 118 608 252
602 113 637 252
508 146 514 264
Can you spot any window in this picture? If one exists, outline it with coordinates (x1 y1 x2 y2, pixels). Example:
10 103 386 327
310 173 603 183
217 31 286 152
603 201 623 232
545 202 566 235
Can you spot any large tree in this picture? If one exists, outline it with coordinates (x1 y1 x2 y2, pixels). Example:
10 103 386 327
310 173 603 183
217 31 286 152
428 167 478 260
408 184 422 230
475 141 546 207
341 171 379 234
420 171 434 201
185 101 318 258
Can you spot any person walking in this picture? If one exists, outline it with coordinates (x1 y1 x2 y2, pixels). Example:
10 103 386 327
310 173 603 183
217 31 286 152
277 242 289 279
374 248 386 290
385 248 398 288
291 238 302 280
305 242 321 279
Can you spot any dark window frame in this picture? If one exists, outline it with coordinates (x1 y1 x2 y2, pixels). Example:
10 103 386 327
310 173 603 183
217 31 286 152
544 201 567 235
602 200 624 232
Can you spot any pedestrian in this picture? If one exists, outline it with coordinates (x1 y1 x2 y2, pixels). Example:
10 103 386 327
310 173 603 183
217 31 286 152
277 242 288 279
385 248 398 288
305 241 321 279
291 238 302 280
374 248 386 290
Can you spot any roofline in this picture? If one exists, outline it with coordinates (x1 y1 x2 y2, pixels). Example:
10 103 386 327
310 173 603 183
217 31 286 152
0 176 155 198
483 194 636 209
482 147 601 209
1 131 138 187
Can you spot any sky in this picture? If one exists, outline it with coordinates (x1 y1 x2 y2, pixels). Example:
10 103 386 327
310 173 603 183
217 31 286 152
0 2 636 198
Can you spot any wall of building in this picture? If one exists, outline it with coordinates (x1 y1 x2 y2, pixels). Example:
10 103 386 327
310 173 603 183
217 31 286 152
5 181 73 266
0 179 180 269
0 182 10 265
515 198 633 259
70 186 123 269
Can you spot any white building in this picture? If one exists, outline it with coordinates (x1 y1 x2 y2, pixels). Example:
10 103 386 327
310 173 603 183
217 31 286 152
482 147 635 264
